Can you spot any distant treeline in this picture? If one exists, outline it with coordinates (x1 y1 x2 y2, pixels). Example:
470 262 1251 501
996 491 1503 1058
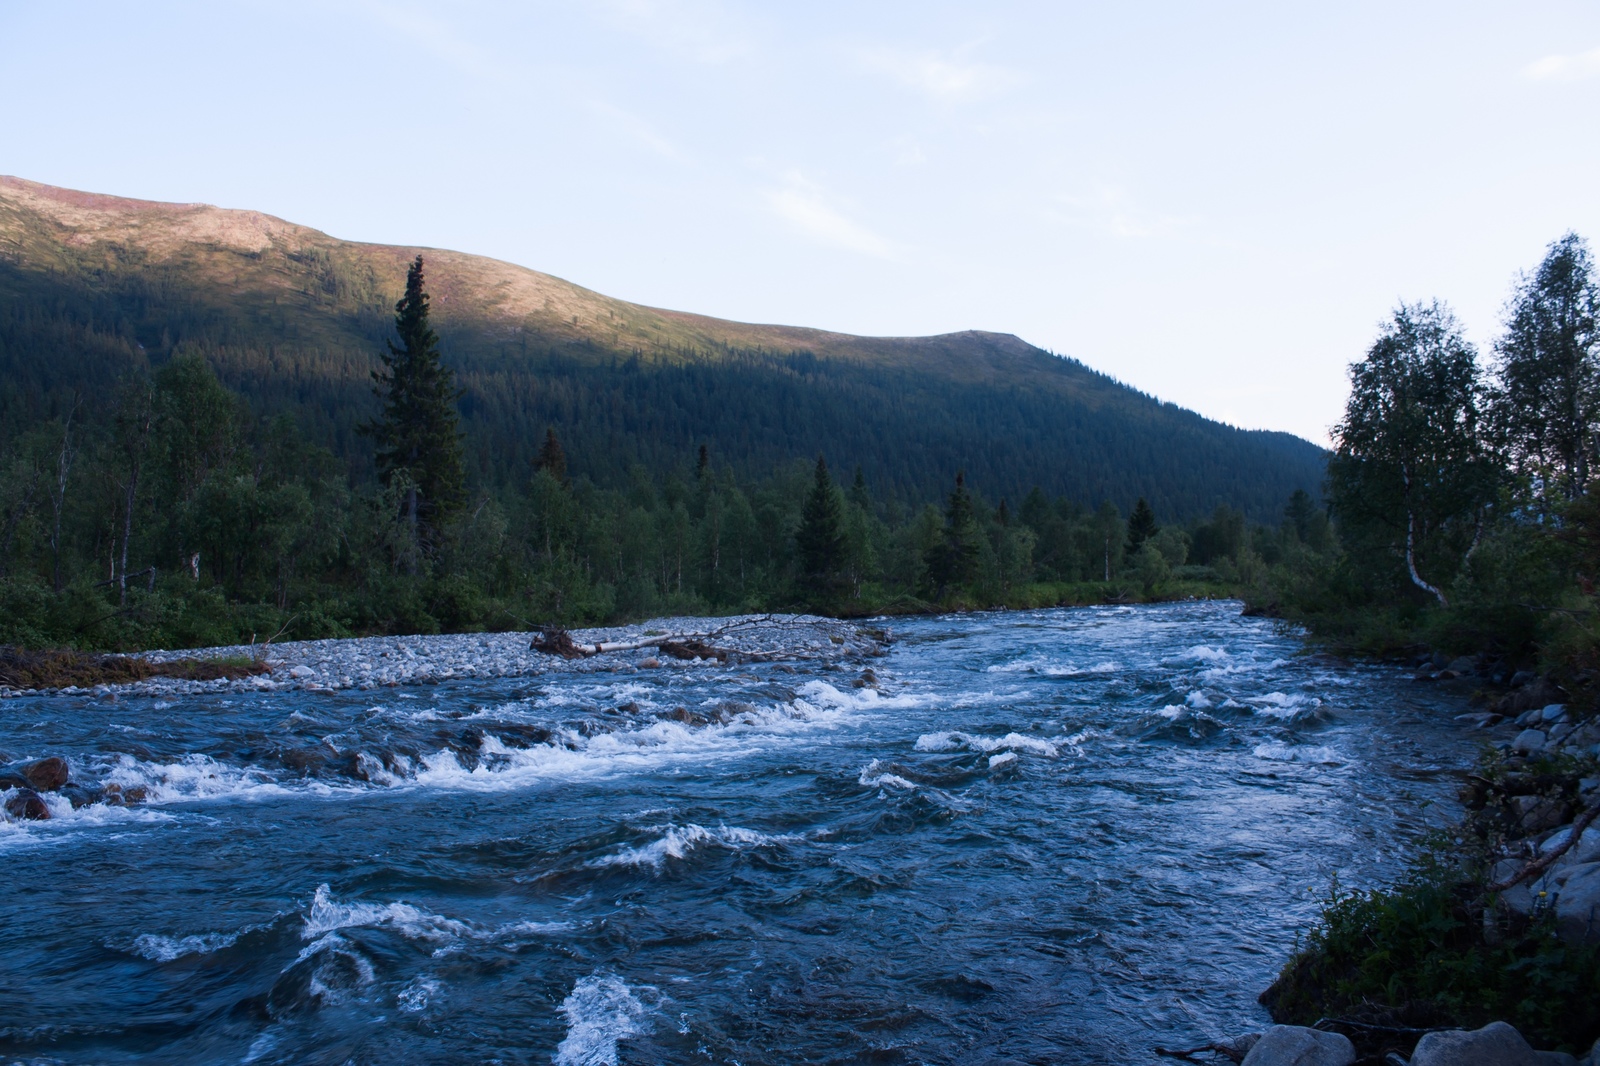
0 294 1320 649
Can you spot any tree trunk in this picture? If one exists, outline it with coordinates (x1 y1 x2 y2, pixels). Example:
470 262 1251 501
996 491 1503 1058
1405 511 1447 607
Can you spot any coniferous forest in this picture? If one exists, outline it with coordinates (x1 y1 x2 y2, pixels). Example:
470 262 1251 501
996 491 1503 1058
0 179 1332 650
0 249 1307 650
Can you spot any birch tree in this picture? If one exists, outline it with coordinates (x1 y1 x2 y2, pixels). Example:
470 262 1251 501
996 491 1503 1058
1329 301 1493 607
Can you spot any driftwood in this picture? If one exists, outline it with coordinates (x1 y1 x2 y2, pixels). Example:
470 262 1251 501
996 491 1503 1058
529 616 815 663
1485 799 1600 894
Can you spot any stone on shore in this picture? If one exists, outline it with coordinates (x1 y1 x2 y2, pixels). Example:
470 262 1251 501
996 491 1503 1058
1512 728 1547 754
1555 862 1600 944
1239 1025 1354 1066
1410 1021 1540 1066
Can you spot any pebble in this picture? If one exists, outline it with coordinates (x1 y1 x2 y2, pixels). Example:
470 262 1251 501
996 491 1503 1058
2 615 887 699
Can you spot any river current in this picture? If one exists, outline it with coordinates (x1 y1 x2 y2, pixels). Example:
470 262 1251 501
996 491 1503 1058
0 602 1478 1065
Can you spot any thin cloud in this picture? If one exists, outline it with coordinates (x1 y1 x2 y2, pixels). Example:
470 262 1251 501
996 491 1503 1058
592 0 753 64
1523 47 1600 82
857 45 1018 102
587 99 691 163
1047 184 1192 240
766 174 892 258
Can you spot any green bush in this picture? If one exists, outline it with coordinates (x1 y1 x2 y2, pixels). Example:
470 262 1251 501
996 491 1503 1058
1264 851 1600 1053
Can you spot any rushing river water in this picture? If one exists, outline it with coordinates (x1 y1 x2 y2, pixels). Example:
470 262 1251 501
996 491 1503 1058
0 602 1479 1065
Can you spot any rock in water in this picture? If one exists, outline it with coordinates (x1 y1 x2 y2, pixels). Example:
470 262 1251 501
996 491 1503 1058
1410 1021 1539 1066
1240 1025 1355 1066
20 756 69 791
4 787 50 820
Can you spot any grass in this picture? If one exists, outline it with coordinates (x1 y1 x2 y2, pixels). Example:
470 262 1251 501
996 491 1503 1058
0 645 268 690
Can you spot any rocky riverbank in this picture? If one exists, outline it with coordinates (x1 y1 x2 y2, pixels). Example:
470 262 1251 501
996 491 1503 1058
1199 658 1600 1065
0 614 888 700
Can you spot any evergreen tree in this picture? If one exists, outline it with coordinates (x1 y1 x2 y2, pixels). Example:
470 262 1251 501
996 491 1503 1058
1125 497 1158 556
365 256 465 557
926 471 982 594
535 428 568 486
849 465 871 512
795 455 845 599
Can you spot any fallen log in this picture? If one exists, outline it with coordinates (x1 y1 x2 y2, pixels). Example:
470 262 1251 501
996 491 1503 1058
1484 799 1600 894
529 617 809 662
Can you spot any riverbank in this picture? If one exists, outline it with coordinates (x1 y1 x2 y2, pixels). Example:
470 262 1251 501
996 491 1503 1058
0 614 888 699
1246 656 1600 1061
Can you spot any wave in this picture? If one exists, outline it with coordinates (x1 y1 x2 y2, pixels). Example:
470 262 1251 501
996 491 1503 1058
130 930 243 962
589 823 800 871
986 657 1118 678
859 759 917 790
554 971 655 1066
1252 742 1345 766
914 731 1060 757
303 883 472 941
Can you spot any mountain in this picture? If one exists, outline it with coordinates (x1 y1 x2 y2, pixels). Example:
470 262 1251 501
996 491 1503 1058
0 176 1326 519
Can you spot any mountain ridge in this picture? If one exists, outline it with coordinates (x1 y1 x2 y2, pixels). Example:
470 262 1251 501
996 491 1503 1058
0 175 1326 519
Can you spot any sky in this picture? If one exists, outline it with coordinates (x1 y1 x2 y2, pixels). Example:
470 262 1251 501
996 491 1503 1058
4 1 1600 445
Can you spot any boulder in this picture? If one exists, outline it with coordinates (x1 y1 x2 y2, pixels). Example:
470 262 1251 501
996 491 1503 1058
1513 729 1547 754
1240 1025 1355 1066
1555 862 1600 944
1410 1022 1537 1066
1542 703 1568 722
3 787 50 820
1540 826 1600 865
288 664 316 679
1512 794 1568 833
18 756 69 791
1534 1052 1578 1065
1215 1033 1262 1062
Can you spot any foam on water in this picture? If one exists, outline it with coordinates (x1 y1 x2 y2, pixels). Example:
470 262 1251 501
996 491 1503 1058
590 823 801 870
858 759 917 790
383 682 891 794
303 884 473 941
914 731 1059 757
553 971 654 1066
130 931 242 961
1252 742 1345 766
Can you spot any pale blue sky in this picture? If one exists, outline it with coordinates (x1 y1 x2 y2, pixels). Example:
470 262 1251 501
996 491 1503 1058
4 1 1599 443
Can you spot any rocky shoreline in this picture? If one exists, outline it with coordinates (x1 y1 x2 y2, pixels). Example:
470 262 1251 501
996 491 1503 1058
1196 657 1600 1066
0 614 888 700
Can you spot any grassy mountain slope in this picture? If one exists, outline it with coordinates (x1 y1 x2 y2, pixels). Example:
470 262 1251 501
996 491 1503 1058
0 176 1326 518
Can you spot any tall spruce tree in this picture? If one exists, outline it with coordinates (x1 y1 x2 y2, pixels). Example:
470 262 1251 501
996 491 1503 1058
926 471 982 594
795 455 845 599
1125 497 1158 556
366 256 465 556
535 428 568 486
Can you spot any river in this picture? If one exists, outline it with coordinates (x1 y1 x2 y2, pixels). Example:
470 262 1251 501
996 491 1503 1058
0 601 1477 1065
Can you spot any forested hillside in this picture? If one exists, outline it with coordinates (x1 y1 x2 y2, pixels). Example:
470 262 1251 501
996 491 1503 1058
0 176 1324 519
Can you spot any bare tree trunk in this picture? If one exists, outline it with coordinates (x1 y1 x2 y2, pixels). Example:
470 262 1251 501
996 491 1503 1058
1405 511 1448 607
1400 464 1447 607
